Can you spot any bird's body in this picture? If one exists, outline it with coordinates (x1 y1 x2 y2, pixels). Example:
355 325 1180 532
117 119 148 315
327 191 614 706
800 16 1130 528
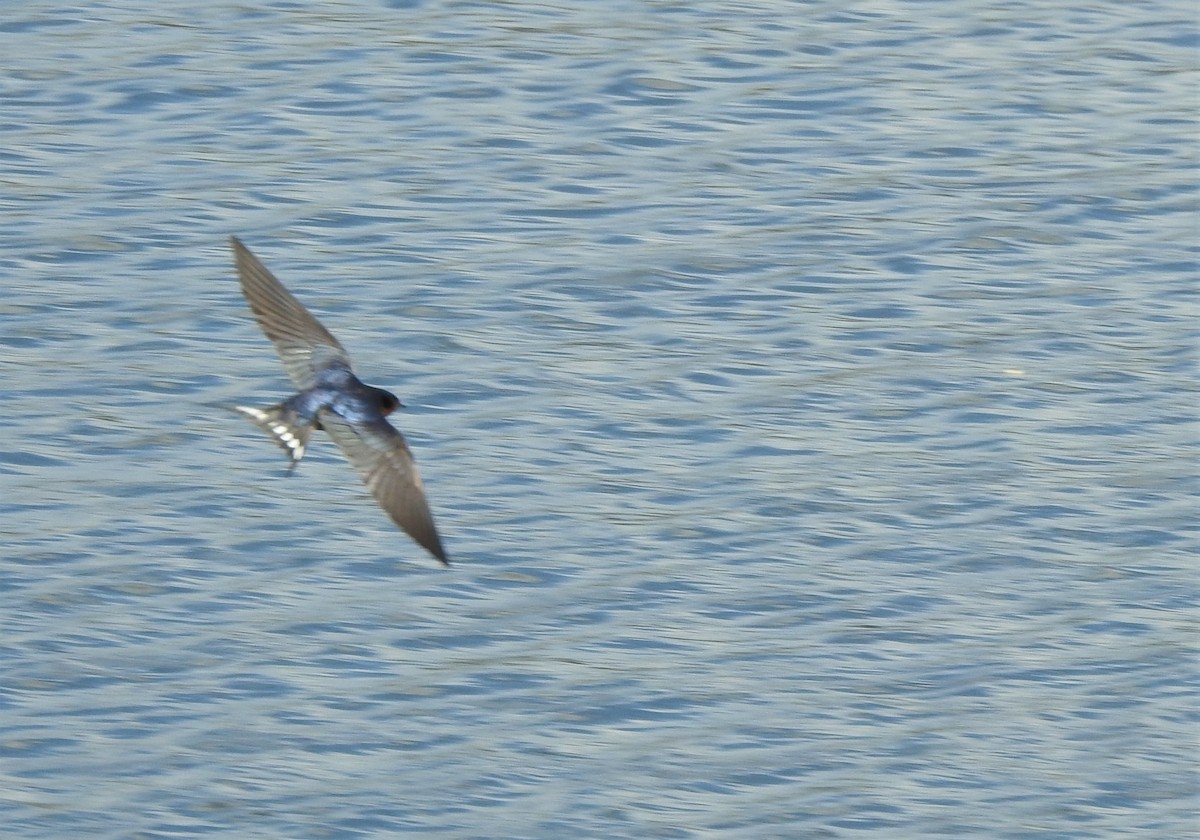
230 236 449 565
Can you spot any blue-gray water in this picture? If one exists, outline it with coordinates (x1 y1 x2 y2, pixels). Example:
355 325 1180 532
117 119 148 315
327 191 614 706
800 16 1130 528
2 1 1196 837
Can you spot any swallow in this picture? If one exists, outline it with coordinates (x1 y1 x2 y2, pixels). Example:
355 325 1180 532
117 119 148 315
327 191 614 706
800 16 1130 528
230 236 449 565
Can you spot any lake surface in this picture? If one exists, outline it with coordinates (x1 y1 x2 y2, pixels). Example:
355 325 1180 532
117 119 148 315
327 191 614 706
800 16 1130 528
2 1 1196 837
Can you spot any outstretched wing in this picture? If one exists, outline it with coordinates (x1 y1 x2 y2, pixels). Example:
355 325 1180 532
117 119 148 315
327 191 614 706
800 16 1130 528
319 409 450 565
232 236 351 390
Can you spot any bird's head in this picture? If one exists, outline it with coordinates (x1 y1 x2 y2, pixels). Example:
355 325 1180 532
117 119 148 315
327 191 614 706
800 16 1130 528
374 388 403 416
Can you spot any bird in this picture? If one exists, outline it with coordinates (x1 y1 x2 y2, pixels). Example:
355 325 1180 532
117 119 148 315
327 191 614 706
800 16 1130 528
230 236 449 565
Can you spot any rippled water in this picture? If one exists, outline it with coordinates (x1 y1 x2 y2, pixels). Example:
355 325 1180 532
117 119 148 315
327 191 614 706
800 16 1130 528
3 1 1197 837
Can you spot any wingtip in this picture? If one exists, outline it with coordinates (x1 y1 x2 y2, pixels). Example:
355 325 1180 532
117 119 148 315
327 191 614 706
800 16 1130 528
427 542 451 567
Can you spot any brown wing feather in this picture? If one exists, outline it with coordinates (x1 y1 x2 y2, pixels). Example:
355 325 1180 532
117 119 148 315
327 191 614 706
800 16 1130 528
319 410 449 565
231 237 350 389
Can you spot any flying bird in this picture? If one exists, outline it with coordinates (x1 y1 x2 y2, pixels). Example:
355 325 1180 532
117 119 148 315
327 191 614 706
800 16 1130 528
230 236 449 565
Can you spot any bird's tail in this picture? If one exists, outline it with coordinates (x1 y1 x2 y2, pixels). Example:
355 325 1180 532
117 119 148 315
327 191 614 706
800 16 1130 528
234 404 313 471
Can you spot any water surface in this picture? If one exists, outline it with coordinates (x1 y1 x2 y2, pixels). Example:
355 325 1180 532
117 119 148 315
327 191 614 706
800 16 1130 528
2 1 1196 837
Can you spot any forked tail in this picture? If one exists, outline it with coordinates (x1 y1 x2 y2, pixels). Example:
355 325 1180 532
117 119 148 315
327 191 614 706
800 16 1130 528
234 404 313 470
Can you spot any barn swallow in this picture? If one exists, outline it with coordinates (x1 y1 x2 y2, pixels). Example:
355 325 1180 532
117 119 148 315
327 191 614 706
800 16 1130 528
230 236 449 565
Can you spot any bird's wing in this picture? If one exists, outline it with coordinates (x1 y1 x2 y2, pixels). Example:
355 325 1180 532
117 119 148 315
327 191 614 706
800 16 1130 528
319 409 449 565
232 236 351 390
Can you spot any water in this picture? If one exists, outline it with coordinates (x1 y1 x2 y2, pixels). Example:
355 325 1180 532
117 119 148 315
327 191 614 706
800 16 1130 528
2 1 1196 837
